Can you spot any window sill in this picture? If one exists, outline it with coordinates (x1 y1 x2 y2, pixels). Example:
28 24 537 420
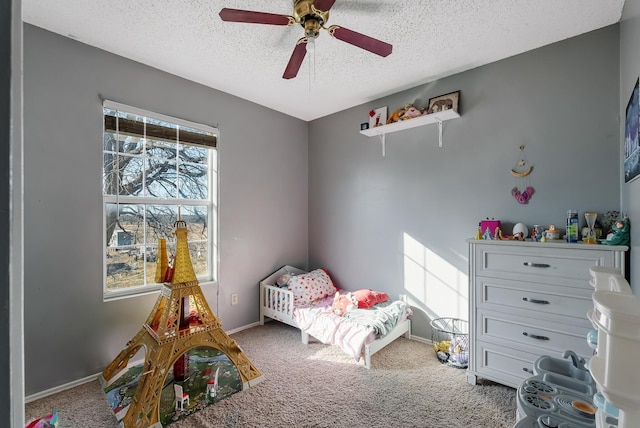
104 279 217 302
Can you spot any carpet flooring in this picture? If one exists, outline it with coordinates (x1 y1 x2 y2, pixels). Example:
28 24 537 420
26 321 517 427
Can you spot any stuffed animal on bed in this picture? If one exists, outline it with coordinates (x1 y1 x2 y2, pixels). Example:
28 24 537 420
351 289 389 308
332 289 390 316
332 291 358 316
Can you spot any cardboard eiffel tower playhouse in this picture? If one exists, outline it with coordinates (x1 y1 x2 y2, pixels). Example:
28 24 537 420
100 216 263 428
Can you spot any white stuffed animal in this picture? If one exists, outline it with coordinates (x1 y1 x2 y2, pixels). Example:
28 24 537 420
332 291 357 316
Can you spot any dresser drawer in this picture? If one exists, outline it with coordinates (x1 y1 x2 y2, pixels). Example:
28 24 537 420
474 245 619 287
476 309 592 357
475 277 593 321
471 340 539 388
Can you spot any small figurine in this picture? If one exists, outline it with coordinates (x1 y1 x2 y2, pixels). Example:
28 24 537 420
493 227 501 240
475 225 482 240
540 231 547 243
483 227 493 240
206 367 220 399
509 232 525 241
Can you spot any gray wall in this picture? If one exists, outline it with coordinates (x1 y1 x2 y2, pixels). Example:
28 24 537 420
23 24 308 395
308 25 621 341
620 0 640 295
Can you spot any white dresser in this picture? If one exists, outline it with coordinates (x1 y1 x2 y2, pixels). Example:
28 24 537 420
466 239 627 388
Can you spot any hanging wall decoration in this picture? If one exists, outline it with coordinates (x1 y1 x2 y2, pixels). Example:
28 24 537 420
624 78 639 183
511 145 534 204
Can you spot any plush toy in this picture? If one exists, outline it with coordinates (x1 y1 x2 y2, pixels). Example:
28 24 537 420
386 105 407 124
332 291 357 316
447 336 469 367
602 216 630 246
433 340 451 353
400 105 422 121
25 409 59 428
351 289 389 308
448 336 467 355
433 340 451 363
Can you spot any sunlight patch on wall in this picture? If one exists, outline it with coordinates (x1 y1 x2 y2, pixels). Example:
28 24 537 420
403 233 468 320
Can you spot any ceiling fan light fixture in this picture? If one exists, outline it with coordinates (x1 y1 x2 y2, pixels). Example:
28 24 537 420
303 18 321 38
306 36 315 53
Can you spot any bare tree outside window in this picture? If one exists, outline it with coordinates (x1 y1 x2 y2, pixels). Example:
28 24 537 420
102 104 217 297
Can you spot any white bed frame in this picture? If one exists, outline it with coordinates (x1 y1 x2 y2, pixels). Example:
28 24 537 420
259 266 411 369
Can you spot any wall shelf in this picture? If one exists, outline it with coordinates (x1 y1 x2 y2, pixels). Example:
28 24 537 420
360 109 460 156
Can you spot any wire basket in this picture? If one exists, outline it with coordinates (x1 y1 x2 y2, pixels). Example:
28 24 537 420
430 317 469 368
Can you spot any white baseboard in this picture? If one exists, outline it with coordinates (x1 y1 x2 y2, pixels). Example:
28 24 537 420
411 335 430 344
25 322 262 403
25 373 99 403
226 321 261 335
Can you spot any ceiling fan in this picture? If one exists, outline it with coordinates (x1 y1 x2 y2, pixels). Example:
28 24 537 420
219 0 393 79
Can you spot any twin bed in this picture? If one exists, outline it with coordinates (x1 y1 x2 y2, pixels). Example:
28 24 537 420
259 265 412 369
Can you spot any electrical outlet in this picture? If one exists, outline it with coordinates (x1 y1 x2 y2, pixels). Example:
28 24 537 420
398 294 407 303
231 293 238 305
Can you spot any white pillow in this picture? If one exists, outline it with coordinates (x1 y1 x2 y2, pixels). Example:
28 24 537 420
288 269 337 305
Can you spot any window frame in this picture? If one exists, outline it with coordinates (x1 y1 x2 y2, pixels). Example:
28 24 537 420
102 100 219 301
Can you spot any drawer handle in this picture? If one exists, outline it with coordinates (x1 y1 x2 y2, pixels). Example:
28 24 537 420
523 262 550 268
523 367 533 374
522 332 549 341
522 297 550 305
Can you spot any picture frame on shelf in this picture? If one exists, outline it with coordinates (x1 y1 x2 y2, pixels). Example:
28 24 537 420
426 90 460 115
368 106 387 129
624 78 639 183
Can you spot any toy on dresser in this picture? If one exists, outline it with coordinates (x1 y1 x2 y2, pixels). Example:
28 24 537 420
602 216 630 246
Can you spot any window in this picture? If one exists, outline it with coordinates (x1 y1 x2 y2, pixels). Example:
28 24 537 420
102 101 218 299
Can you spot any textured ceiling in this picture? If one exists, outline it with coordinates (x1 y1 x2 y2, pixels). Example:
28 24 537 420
23 0 625 121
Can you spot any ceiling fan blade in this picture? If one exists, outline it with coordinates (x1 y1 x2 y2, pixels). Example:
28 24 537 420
313 0 337 11
327 25 392 57
219 8 294 26
283 38 308 79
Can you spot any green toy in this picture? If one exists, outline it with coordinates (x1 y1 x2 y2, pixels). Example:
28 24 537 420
602 216 630 246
